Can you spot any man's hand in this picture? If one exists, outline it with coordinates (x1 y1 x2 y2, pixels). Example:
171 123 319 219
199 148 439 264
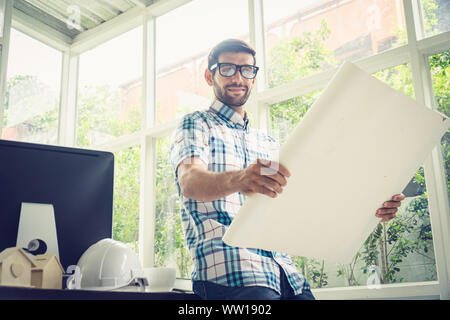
236 159 291 198
177 157 291 202
375 193 405 222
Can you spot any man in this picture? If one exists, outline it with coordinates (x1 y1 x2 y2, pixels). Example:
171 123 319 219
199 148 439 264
170 39 404 300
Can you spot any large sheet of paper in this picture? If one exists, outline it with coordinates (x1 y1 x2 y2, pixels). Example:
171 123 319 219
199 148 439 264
222 61 450 264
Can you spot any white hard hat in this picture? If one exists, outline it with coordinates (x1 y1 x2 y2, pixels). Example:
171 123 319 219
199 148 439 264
74 238 145 291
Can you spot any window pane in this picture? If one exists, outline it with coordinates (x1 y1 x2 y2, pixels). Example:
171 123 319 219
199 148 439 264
0 0 5 37
429 51 450 118
113 145 141 253
372 63 415 99
270 90 322 144
429 50 449 202
156 0 249 124
420 0 450 38
2 29 61 144
77 27 142 147
269 65 437 288
264 0 407 87
155 136 193 278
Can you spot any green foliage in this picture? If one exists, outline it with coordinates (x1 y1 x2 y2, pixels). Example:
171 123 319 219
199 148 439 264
373 64 415 98
270 90 322 144
268 20 335 148
112 145 141 252
77 85 117 146
154 136 193 278
422 0 439 35
360 196 436 283
268 20 337 88
429 50 450 117
429 49 450 196
292 256 329 288
4 75 59 141
77 85 143 252
5 75 36 108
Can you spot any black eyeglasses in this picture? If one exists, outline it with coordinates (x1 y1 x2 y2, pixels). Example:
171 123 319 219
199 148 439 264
210 63 259 79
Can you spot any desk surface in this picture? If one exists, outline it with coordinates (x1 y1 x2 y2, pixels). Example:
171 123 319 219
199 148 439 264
0 285 199 300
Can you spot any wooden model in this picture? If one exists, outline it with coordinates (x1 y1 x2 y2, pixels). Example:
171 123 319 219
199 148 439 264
31 254 65 289
0 247 37 287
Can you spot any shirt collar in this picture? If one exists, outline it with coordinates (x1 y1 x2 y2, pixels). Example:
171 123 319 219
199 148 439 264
209 99 249 131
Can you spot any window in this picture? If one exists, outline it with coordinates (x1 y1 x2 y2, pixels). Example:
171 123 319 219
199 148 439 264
77 27 142 147
155 0 249 124
429 50 449 201
264 0 407 87
270 90 322 144
2 29 61 144
420 0 450 38
113 145 141 253
155 136 193 278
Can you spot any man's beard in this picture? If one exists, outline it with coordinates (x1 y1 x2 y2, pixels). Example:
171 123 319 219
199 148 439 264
213 80 251 107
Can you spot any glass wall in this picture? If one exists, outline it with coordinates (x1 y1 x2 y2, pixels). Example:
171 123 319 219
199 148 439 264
113 145 141 253
270 90 322 143
2 29 61 144
155 136 193 278
155 0 249 124
420 0 450 38
77 27 143 147
264 0 407 87
76 27 143 251
429 50 449 203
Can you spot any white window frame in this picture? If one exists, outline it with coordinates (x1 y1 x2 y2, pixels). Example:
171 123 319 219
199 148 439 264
0 0 13 135
1 0 449 299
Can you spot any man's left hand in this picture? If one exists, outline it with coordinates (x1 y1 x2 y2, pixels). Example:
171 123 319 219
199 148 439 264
375 193 406 222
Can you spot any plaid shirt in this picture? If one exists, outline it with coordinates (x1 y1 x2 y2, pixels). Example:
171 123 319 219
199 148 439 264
170 100 307 295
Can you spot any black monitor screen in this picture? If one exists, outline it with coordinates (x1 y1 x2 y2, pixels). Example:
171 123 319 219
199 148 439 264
0 139 114 270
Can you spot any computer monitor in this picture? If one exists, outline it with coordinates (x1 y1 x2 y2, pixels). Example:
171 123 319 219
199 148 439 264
0 139 114 271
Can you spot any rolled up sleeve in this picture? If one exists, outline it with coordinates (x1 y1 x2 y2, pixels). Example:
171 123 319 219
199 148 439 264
170 112 210 179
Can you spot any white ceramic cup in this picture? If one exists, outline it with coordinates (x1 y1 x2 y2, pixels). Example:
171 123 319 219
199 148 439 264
143 267 176 292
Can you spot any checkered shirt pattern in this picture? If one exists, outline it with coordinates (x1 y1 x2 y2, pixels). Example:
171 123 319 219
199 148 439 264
170 100 307 295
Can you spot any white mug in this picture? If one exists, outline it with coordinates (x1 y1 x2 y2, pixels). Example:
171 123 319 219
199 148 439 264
143 267 176 292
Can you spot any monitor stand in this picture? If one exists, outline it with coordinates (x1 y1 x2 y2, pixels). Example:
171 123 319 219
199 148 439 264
16 202 60 261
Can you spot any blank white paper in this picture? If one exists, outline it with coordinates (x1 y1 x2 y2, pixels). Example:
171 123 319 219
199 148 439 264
222 61 450 264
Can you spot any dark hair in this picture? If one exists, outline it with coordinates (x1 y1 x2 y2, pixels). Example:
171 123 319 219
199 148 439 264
207 39 256 71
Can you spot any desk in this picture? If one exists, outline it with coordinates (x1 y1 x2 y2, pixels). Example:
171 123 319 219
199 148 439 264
0 286 199 300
